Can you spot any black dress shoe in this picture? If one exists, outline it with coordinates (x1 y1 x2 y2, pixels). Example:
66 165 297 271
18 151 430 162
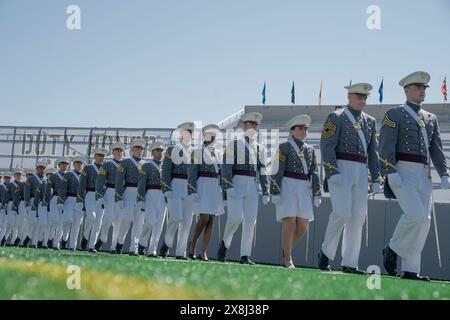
342 266 366 274
217 240 227 262
159 243 169 258
146 253 159 258
89 248 97 253
109 249 116 254
240 256 255 265
197 253 209 261
37 241 43 248
47 239 53 248
188 252 196 260
42 245 49 249
382 245 398 276
60 240 67 250
176 256 188 260
23 236 31 247
401 272 430 281
115 243 123 254
129 251 139 256
80 237 88 250
69 248 76 251
94 239 103 251
317 249 331 271
138 244 146 256
0 237 6 246
14 238 21 246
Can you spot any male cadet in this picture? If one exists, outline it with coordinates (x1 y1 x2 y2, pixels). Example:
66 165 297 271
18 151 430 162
76 148 107 251
318 83 381 274
115 138 146 254
0 173 6 237
380 71 450 281
11 169 27 247
24 160 48 248
58 157 84 250
217 112 270 265
20 169 35 247
159 122 195 260
0 173 12 245
136 141 167 257
45 158 69 250
0 172 17 246
94 142 125 253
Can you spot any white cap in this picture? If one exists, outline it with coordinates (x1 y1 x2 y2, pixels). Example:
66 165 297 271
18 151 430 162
149 141 165 152
36 160 48 168
25 169 35 175
202 124 221 135
3 172 12 178
111 142 126 151
177 122 195 131
399 71 430 88
93 147 108 156
286 114 312 129
72 156 85 164
56 157 70 166
14 169 24 175
344 83 373 95
241 112 263 125
131 138 146 149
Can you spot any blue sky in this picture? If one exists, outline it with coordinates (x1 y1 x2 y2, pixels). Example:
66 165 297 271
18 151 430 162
0 0 449 128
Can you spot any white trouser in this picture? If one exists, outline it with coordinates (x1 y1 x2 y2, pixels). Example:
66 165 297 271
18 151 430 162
117 187 137 246
389 161 432 274
139 189 166 249
26 198 39 244
223 175 259 257
48 196 62 246
129 187 147 253
36 204 49 244
17 201 28 241
0 209 5 234
98 188 115 243
82 191 97 241
61 197 76 242
87 192 106 250
321 160 368 268
164 178 193 257
0 203 16 242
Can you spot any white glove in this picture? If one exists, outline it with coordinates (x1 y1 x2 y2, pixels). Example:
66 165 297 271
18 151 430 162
136 201 145 212
387 173 402 189
164 191 173 199
75 202 84 212
57 203 64 214
329 174 343 186
371 182 383 193
189 193 200 202
313 196 322 208
440 176 450 190
271 195 281 205
97 198 105 208
262 195 270 205
116 200 124 210
226 188 236 199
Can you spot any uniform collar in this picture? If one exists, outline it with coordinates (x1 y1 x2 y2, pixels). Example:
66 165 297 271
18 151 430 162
291 137 304 147
347 105 362 118
406 101 421 113
113 158 122 164
132 156 141 162
74 170 81 175
94 162 102 168
58 171 65 175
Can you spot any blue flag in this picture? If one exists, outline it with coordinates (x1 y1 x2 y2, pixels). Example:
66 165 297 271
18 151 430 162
291 82 295 104
378 78 384 103
262 81 266 105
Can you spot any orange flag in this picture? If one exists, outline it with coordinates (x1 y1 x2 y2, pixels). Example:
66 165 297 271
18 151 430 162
442 76 448 101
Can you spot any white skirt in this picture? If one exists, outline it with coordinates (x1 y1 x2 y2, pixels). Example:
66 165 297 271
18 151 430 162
193 177 225 216
276 177 314 222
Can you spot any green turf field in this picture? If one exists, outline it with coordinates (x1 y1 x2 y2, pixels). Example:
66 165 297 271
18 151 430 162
0 247 448 300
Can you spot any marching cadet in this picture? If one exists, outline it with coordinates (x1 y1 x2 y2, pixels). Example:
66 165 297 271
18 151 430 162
0 172 17 246
25 161 48 248
136 141 167 257
0 173 11 245
115 138 146 254
20 169 35 247
11 169 27 247
42 167 56 248
380 71 450 281
94 142 125 253
318 83 381 274
76 148 107 251
188 124 225 261
270 115 322 268
45 158 69 250
159 122 195 260
217 112 270 265
58 157 84 250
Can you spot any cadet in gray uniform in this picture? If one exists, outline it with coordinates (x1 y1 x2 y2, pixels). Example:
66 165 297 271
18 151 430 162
0 172 18 246
115 139 146 254
136 141 167 257
270 115 322 268
10 169 26 246
45 158 69 250
0 173 7 239
188 124 225 261
217 112 270 265
25 161 48 248
94 142 125 253
318 83 381 274
76 148 107 251
20 169 35 247
380 71 450 281
159 122 195 260
58 157 84 250
0 173 12 245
